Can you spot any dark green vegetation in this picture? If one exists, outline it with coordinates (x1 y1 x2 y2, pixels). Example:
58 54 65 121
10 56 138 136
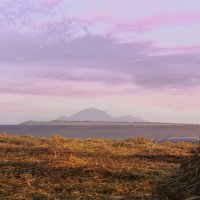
0 134 195 199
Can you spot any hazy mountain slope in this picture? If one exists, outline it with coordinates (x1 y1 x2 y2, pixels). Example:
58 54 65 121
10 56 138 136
68 107 113 121
116 115 145 122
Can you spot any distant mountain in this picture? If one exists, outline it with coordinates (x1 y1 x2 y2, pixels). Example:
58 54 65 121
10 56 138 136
56 116 69 121
56 107 112 121
20 108 146 126
56 107 145 122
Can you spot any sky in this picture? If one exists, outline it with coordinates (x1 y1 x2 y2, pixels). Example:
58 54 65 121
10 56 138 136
0 0 200 124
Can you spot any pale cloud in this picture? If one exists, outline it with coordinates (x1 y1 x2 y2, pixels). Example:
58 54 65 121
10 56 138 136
115 13 200 33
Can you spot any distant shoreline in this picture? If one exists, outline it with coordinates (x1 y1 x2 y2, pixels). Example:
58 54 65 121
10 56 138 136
1 122 200 139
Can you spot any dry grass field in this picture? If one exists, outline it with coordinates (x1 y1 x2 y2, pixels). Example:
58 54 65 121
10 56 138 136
0 134 195 200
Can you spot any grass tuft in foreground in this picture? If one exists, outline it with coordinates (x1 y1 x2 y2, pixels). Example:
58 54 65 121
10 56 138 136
158 144 200 200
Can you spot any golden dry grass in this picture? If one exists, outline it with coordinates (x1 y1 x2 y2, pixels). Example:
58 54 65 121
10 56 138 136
0 134 194 200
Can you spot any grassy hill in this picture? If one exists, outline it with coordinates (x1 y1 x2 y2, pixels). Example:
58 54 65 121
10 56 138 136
0 134 194 199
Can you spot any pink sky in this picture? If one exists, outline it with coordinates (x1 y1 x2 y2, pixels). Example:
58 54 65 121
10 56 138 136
0 0 200 124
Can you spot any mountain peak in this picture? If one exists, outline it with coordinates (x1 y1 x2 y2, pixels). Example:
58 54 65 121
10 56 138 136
70 107 111 121
82 107 103 112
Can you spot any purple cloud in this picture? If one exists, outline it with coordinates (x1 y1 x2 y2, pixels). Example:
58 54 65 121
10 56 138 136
0 0 200 92
0 30 200 95
42 0 63 8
